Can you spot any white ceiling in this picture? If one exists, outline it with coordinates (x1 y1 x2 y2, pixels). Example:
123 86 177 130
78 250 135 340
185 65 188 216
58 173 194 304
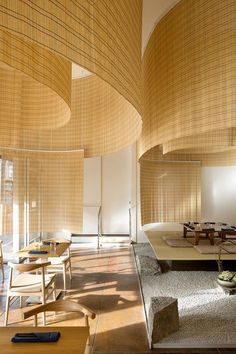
142 0 181 55
72 63 92 79
72 1 181 78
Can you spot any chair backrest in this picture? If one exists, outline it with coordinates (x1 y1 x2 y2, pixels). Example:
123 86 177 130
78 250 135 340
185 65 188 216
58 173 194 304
7 262 51 294
23 299 96 326
8 261 51 272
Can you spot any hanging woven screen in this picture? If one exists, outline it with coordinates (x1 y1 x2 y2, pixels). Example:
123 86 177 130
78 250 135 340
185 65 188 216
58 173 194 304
14 75 141 157
140 0 236 164
0 31 71 131
0 0 142 156
40 153 84 234
0 150 84 238
140 159 201 225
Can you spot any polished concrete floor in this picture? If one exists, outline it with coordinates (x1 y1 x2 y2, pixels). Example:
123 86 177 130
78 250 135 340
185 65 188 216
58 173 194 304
0 244 235 354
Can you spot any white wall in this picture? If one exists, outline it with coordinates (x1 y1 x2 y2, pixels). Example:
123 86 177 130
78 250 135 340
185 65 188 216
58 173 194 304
83 145 137 238
83 157 101 234
201 166 236 225
102 148 132 234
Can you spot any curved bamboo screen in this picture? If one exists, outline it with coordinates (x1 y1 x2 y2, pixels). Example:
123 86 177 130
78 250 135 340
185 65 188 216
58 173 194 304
11 75 140 156
0 0 142 156
140 0 236 224
140 0 236 162
0 64 141 156
0 31 71 130
140 159 201 225
0 0 142 112
1 150 83 235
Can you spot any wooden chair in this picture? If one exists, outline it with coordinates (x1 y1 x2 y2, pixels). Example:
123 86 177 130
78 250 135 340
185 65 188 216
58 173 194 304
48 243 72 292
37 239 72 291
0 240 4 282
23 300 96 347
5 262 56 326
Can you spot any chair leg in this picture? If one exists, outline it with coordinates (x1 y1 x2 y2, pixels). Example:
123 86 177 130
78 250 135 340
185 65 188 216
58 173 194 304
1 262 4 282
19 296 23 308
53 282 57 301
85 315 90 345
63 263 67 291
68 259 72 281
41 295 46 326
4 295 11 326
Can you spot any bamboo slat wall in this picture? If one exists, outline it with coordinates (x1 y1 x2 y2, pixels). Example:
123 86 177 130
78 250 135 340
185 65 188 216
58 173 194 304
10 76 140 157
140 160 201 225
1 150 84 237
0 0 142 113
140 0 236 163
0 0 142 156
0 0 142 143
0 31 71 130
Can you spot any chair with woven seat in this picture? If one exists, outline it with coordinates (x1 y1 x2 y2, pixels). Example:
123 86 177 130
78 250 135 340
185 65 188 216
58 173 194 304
5 262 56 326
23 299 96 348
0 240 4 282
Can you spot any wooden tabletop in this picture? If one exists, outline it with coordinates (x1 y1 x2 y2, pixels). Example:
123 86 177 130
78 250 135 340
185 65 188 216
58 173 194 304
15 241 70 259
0 326 89 354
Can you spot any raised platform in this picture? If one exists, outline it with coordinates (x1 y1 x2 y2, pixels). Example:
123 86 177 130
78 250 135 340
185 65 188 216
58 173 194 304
146 231 236 261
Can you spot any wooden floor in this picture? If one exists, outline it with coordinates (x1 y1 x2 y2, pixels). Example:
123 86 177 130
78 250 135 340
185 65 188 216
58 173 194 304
0 244 235 354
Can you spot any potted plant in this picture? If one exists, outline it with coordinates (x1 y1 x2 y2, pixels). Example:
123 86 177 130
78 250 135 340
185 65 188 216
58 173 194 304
217 271 236 287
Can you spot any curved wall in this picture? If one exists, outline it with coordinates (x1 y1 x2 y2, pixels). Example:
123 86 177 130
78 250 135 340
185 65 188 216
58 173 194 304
0 0 142 114
0 31 71 130
0 1 142 156
140 0 236 163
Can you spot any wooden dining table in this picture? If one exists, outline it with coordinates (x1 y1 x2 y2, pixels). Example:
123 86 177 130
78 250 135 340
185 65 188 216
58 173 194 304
15 240 70 259
0 326 89 354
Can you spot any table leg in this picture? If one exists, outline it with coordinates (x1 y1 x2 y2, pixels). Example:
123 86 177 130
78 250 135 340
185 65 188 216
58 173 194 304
194 231 200 245
219 231 225 241
208 232 214 245
183 226 187 238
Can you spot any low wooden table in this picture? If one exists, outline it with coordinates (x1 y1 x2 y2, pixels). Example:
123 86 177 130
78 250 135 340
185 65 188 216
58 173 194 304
219 229 236 241
183 224 215 245
0 326 89 354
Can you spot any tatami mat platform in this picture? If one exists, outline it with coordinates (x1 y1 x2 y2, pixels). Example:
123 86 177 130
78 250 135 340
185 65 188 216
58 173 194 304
146 231 236 261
